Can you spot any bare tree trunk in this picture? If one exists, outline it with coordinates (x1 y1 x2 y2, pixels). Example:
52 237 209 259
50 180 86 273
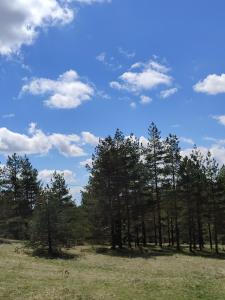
135 225 140 247
126 192 131 248
47 202 53 255
141 215 146 247
208 222 213 251
171 218 174 246
167 213 171 246
153 209 158 245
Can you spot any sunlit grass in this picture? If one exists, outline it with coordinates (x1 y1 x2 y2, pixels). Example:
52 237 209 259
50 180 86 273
1 240 225 299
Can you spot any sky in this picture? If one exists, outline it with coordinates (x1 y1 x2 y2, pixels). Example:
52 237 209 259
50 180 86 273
0 0 225 202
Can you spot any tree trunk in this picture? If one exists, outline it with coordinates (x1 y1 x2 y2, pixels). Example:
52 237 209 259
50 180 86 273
208 222 213 251
135 225 140 247
167 213 171 246
47 203 53 255
153 210 158 245
155 184 162 247
196 197 203 251
171 218 174 246
126 194 131 248
141 216 146 247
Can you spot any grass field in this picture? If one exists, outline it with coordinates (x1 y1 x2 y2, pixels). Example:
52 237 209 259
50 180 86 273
1 240 225 299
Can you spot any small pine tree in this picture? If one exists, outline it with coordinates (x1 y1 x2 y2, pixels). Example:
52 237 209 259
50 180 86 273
29 172 76 255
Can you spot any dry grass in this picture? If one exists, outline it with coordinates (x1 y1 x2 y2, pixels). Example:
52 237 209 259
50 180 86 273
1 241 225 299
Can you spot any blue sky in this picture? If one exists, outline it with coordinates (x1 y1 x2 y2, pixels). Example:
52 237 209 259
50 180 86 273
1 0 225 201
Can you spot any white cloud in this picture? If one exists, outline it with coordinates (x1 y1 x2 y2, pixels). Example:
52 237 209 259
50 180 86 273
212 115 225 126
70 186 84 202
139 136 148 147
110 59 172 93
81 132 99 146
110 81 123 90
0 123 86 157
0 0 111 56
193 74 225 95
80 158 93 168
22 70 95 109
39 169 76 184
205 137 225 145
180 147 207 159
0 0 74 56
210 145 225 165
49 133 85 157
180 137 195 145
181 145 225 166
160 87 178 99
140 95 152 105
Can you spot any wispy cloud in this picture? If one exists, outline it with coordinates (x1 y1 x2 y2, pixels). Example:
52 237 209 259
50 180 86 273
118 47 136 59
160 87 178 99
2 113 15 119
212 115 225 126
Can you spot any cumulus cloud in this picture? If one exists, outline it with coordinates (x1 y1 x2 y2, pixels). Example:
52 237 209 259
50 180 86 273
70 186 84 202
181 145 225 166
139 136 149 148
0 0 74 56
81 132 99 146
160 87 178 99
0 123 88 157
39 169 76 184
193 74 225 95
212 115 225 126
110 59 172 93
0 0 111 56
22 70 95 109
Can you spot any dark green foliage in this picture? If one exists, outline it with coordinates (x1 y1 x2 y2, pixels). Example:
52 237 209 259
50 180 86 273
0 154 40 239
82 124 225 253
29 172 77 254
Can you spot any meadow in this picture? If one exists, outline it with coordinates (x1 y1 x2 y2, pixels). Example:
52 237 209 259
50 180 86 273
1 240 225 300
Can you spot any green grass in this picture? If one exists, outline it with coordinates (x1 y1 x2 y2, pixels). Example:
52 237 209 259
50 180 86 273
1 241 225 299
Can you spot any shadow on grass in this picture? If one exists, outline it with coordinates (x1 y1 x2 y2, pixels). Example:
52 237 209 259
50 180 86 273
0 238 12 245
27 248 80 260
94 245 225 260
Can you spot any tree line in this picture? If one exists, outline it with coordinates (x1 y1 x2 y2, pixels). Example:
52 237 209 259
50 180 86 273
82 123 225 254
1 123 225 255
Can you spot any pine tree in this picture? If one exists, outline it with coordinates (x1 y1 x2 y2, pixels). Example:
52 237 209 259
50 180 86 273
30 172 75 255
146 123 164 247
164 134 181 250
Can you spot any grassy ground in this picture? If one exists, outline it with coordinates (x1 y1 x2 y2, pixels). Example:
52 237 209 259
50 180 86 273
1 241 225 299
